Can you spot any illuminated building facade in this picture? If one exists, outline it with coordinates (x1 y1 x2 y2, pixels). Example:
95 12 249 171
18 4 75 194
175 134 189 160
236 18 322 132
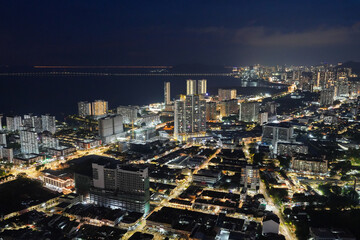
90 163 150 213
240 165 260 191
186 79 197 95
41 114 56 134
239 102 260 122
205 101 217 121
20 130 39 154
197 79 207 95
174 95 206 139
164 81 171 105
218 89 237 101
78 101 92 117
92 100 108 117
6 116 22 131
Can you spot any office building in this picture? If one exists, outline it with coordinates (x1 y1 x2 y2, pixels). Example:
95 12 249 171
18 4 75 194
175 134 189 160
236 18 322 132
239 102 260 122
98 115 124 143
92 100 108 117
320 88 335 106
20 130 39 154
197 79 207 95
78 101 92 117
262 123 294 154
117 106 138 124
41 114 56 134
174 95 206 139
218 89 237 101
240 165 260 191
6 116 22 131
90 163 150 213
164 82 171 105
186 79 197 95
205 102 217 121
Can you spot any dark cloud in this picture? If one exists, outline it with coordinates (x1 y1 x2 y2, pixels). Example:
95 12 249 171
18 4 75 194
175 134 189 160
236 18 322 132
1 0 360 65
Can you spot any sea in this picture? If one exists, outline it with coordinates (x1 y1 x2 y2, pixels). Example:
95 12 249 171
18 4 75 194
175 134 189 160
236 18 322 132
0 71 286 120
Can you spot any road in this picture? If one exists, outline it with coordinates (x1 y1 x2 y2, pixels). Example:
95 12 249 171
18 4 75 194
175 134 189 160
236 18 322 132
260 182 296 240
122 147 221 240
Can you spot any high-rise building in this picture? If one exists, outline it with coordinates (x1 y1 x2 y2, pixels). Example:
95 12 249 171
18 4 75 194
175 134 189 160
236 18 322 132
20 130 39 154
239 102 260 122
219 99 239 118
0 133 6 147
78 101 92 117
90 163 150 213
262 123 294 154
117 106 138 124
164 82 171 105
23 114 43 133
263 102 277 122
41 135 59 149
197 79 207 95
258 112 268 126
320 88 335 106
98 115 124 143
174 95 206 139
0 114 2 129
1 147 13 162
218 89 237 101
186 79 197 95
205 102 217 121
92 100 108 117
6 116 22 131
41 114 56 134
240 165 260 191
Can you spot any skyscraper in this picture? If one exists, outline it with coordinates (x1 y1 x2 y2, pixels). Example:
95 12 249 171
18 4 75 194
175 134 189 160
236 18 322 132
41 114 56 134
78 101 92 117
239 102 260 122
0 115 2 130
92 100 108 117
186 79 197 95
164 82 171 105
197 79 207 95
174 95 206 139
20 130 39 154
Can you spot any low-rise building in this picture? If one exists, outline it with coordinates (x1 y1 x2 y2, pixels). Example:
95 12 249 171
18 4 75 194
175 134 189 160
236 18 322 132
291 155 328 174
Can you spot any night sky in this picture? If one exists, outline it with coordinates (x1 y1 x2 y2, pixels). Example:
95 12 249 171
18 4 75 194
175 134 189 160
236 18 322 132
1 0 360 66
